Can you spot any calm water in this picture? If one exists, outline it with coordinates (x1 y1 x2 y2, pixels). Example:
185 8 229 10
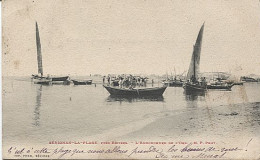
3 76 260 145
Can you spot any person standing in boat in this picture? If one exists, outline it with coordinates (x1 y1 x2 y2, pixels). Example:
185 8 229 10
202 77 207 87
119 77 123 88
107 76 111 85
103 76 106 84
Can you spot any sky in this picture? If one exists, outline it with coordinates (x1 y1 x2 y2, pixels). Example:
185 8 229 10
2 0 260 76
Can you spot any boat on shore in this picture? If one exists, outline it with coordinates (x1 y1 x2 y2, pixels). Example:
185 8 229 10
183 23 207 92
103 85 167 96
72 80 92 85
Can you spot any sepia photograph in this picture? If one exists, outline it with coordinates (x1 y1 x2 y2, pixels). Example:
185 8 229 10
2 0 260 159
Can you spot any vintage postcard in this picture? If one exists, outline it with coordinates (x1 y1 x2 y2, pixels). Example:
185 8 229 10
2 0 260 159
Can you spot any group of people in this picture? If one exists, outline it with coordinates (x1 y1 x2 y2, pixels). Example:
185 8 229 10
103 75 150 88
189 75 207 87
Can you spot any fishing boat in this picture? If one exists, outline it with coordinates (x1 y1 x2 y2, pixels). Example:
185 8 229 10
207 82 234 90
32 22 69 83
32 22 52 85
72 80 92 85
183 23 207 92
207 78 234 90
103 85 167 96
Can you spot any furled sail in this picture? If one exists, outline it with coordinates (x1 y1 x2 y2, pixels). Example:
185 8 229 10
36 22 43 76
186 23 204 80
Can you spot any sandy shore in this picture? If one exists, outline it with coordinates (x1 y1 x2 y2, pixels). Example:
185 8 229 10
120 102 260 140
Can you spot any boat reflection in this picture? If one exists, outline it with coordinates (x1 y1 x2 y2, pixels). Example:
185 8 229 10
33 85 42 126
106 95 164 103
184 90 205 101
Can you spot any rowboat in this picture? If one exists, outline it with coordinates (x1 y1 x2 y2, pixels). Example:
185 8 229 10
103 85 167 96
72 80 92 85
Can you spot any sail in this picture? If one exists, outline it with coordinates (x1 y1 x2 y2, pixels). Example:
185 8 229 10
36 22 43 76
186 23 204 80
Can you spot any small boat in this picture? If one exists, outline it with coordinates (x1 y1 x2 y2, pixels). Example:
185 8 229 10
50 76 69 81
32 75 69 81
233 82 244 85
207 83 234 90
33 77 52 85
240 76 258 82
183 23 207 92
103 85 167 96
226 81 243 86
72 80 92 85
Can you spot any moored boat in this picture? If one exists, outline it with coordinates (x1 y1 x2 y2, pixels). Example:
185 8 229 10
33 77 52 85
72 80 92 85
32 22 69 83
32 75 69 81
103 85 167 96
207 83 234 91
51 76 69 81
240 76 258 82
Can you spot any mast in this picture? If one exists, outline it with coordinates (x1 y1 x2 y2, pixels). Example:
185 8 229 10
193 49 196 80
36 22 43 77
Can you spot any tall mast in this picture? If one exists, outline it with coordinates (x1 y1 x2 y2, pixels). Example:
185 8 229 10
36 22 43 77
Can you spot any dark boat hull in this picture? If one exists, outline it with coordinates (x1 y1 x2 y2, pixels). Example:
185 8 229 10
33 78 52 85
32 75 69 81
207 84 233 91
51 76 69 81
72 80 92 85
103 85 167 96
183 82 206 92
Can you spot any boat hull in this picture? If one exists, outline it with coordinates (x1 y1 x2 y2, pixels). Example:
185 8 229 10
33 78 52 85
72 80 92 85
32 75 69 81
183 82 206 92
51 76 69 81
103 85 167 96
207 84 233 91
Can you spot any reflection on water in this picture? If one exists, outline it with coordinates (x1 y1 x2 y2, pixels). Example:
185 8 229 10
184 90 206 101
184 90 206 108
106 95 164 103
33 85 42 126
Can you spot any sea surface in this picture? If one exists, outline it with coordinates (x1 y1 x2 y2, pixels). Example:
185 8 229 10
2 76 260 146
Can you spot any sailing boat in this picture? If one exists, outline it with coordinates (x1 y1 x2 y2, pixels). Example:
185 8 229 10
32 22 69 84
32 22 52 85
183 23 207 92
